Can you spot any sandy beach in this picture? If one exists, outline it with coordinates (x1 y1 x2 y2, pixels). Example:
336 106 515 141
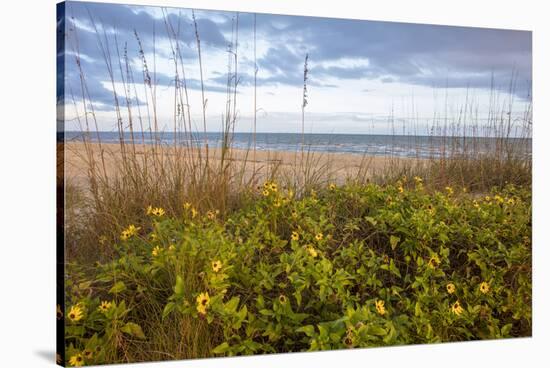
62 141 423 187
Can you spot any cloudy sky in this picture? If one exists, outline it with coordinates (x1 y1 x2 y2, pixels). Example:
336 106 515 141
59 1 532 134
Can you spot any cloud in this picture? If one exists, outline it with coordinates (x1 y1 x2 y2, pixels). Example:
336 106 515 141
58 1 532 114
250 13 531 96
59 1 233 110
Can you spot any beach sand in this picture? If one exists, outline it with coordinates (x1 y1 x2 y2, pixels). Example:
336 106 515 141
62 142 423 187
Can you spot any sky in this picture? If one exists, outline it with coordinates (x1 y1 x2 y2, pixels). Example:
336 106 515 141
58 1 532 135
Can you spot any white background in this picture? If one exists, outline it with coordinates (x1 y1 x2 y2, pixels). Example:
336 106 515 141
0 0 547 367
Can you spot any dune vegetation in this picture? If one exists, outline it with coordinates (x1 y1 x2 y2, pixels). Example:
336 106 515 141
63 180 531 365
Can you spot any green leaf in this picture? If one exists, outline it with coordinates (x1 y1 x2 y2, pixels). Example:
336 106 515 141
294 290 302 307
256 295 265 309
109 281 126 294
297 325 315 337
162 302 175 320
259 309 273 316
501 323 513 336
383 324 397 344
225 297 240 313
212 342 230 354
366 325 386 336
78 281 92 290
389 259 401 278
233 305 248 329
390 235 400 250
121 322 145 339
174 276 184 296
365 216 377 226
415 301 422 317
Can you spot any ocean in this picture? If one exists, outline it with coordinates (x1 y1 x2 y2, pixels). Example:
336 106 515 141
63 131 531 159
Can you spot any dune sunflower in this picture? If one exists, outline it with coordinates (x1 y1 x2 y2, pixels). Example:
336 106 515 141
196 292 210 315
212 260 223 273
68 354 84 367
375 300 386 316
479 281 490 294
98 301 112 313
68 305 83 322
452 300 464 315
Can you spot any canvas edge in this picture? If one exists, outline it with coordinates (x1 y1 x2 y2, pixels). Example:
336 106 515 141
56 1 67 366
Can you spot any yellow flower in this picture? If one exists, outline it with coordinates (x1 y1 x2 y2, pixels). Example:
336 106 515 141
306 245 318 258
196 292 210 315
151 207 165 217
274 199 282 208
191 208 198 218
206 210 216 220
279 294 287 304
375 300 386 316
494 195 504 203
451 300 464 315
69 353 84 367
291 210 298 219
197 304 207 316
414 176 423 184
479 281 490 294
121 224 140 241
507 198 515 205
315 232 324 241
146 205 153 215
291 231 299 241
127 224 139 235
168 244 176 251
83 349 93 360
68 305 83 322
212 260 222 273
263 181 270 189
183 202 191 210
428 254 440 269
152 246 162 257
262 189 270 197
446 283 456 294
445 186 454 195
120 230 130 241
485 195 491 202
329 183 336 191
398 186 404 193
270 182 278 192
98 301 112 313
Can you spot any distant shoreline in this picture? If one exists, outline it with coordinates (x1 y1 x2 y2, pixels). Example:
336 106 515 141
61 130 533 140
60 131 532 160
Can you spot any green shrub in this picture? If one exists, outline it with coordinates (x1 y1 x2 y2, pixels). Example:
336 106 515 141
64 179 531 365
